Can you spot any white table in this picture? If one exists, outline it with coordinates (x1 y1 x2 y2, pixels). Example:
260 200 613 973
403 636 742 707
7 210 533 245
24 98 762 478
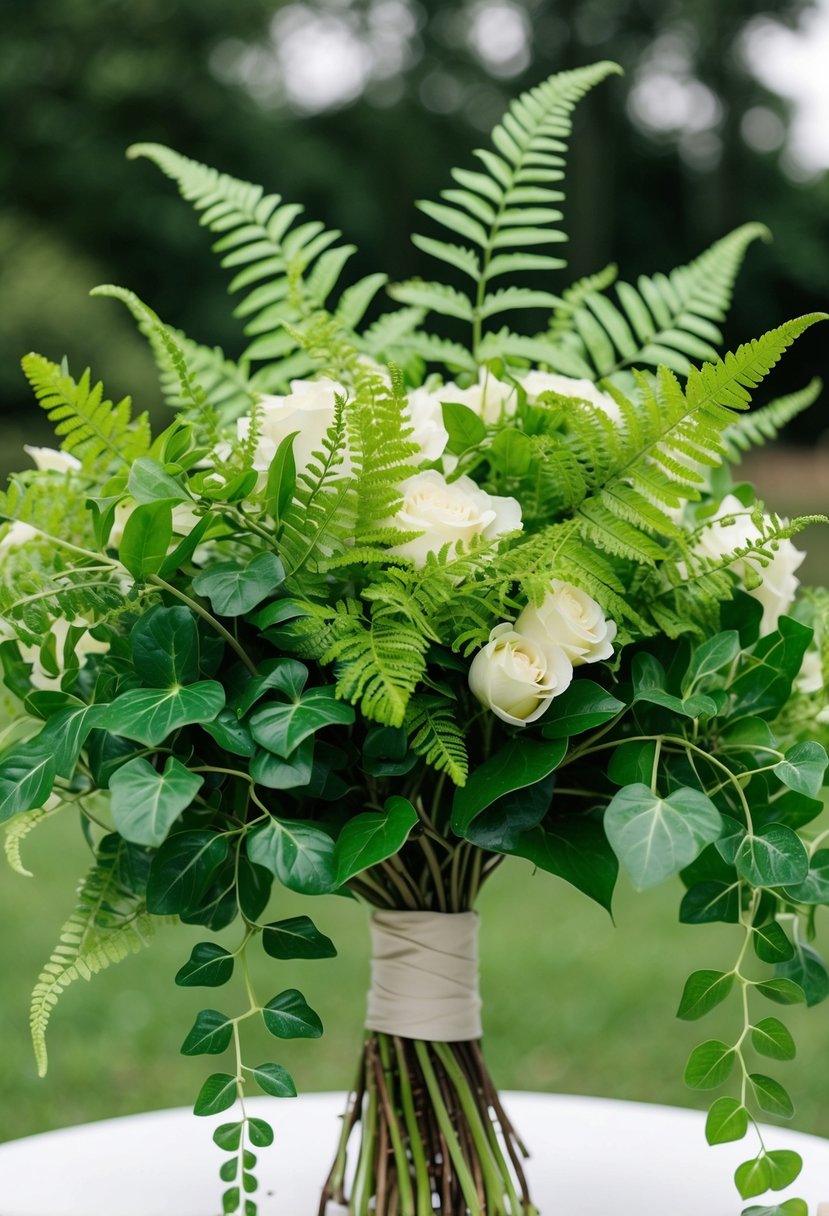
1 1092 827 1215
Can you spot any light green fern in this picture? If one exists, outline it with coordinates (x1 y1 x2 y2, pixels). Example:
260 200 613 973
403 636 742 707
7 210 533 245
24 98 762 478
4 801 65 877
405 695 468 786
723 377 823 460
21 354 150 472
389 61 622 363
30 835 155 1076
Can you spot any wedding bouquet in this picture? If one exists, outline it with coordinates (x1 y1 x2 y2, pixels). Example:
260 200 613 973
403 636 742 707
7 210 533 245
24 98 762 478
2 61 828 1216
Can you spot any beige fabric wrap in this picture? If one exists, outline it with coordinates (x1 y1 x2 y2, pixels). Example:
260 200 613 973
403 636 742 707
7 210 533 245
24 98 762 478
365 909 482 1041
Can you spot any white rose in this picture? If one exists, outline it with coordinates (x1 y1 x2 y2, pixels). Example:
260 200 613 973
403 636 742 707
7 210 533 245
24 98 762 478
385 469 521 566
237 377 347 474
797 649 824 695
24 446 82 474
0 520 40 551
520 372 622 424
18 617 109 692
405 386 450 462
516 580 617 667
441 370 517 426
693 495 805 635
468 623 573 726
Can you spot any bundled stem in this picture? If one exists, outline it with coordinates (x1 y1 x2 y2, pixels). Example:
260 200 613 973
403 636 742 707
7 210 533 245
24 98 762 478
318 1033 535 1216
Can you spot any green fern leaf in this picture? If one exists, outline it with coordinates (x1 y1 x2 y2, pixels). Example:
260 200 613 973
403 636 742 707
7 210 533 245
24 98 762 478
723 378 823 460
405 695 468 786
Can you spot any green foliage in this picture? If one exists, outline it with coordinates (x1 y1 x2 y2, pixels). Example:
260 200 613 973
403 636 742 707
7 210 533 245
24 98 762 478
404 694 468 786
21 353 150 472
30 834 155 1076
723 378 823 460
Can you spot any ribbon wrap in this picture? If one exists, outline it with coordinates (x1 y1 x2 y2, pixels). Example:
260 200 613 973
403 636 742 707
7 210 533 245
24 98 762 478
365 909 482 1042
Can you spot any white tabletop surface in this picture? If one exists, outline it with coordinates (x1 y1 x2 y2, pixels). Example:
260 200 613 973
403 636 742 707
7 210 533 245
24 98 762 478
1 1092 827 1216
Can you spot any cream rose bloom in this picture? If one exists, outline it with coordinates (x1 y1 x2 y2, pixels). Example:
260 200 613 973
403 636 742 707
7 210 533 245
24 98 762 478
24 446 82 474
385 470 521 566
693 494 805 635
440 370 517 426
520 372 622 424
404 386 450 462
238 377 346 474
0 520 40 550
796 649 824 695
18 617 109 692
516 580 617 667
468 623 573 726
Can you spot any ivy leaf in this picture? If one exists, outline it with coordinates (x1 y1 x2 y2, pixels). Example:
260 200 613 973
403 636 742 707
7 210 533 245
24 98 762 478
119 500 173 578
175 942 234 988
749 1073 794 1118
776 941 829 1007
249 687 355 759
753 922 794 964
677 970 735 1021
754 978 806 1006
450 738 567 836
540 680 625 739
728 617 812 721
680 881 740 925
441 400 486 454
181 1009 233 1055
248 1062 297 1098
110 756 203 847
735 1156 772 1200
247 819 338 895
705 1096 749 1145
147 830 229 914
262 916 337 961
507 816 618 914
128 456 191 504
250 739 314 790
131 605 200 687
263 432 297 526
774 741 828 798
201 710 256 758
683 630 741 693
192 552 285 616
0 742 57 824
783 849 829 904
193 1073 237 1117
735 826 810 889
751 1018 796 1062
233 658 309 717
684 1040 736 1090
98 681 226 747
764 1150 802 1190
335 797 419 884
261 989 323 1039
604 784 722 890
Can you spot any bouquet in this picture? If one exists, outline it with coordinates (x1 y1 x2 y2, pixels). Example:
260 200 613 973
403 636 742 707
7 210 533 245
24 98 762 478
2 60 828 1216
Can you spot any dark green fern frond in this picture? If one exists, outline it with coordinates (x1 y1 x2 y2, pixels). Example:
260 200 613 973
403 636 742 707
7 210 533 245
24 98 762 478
723 377 823 461
21 355 150 473
128 143 355 380
30 834 155 1075
405 695 468 786
394 62 621 364
544 223 770 381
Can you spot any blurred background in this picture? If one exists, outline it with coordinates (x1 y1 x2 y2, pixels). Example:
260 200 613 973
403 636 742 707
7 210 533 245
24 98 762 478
2 0 829 1149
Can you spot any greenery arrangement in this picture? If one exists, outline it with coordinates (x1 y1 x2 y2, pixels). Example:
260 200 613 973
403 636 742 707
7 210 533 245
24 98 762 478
2 60 828 1216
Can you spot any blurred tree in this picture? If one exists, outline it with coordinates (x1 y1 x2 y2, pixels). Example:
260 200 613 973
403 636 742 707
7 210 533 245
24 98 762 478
1 0 826 446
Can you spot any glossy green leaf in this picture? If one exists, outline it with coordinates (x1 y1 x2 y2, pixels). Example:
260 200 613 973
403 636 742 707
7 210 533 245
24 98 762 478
213 1122 242 1151
764 1150 802 1190
175 942 235 988
0 742 56 824
776 941 829 1007
248 1062 297 1098
728 617 812 721
775 741 828 798
749 1073 794 1118
181 1009 233 1055
131 606 200 687
753 922 794 964
680 881 740 925
261 989 323 1039
110 755 203 847
705 1096 749 1145
754 978 806 1006
99 681 225 747
262 916 336 961
193 552 285 617
684 1040 736 1090
247 1118 274 1148
264 432 297 526
684 630 741 692
222 1187 240 1214
742 1202 807 1216
677 970 735 1021
540 680 625 739
128 456 191 504
735 1156 772 1200
751 1018 796 1062
250 740 314 790
335 796 418 884
451 737 567 836
233 658 308 717
507 816 618 913
735 826 810 889
193 1072 237 1116
247 819 338 895
219 1159 238 1183
605 784 722 890
201 709 256 758
119 500 173 578
441 400 486 455
147 831 229 915
249 687 354 759
783 849 829 904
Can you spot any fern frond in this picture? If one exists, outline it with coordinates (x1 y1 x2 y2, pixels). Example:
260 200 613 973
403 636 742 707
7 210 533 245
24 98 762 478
360 306 425 362
320 605 430 727
723 378 823 460
545 224 770 382
128 143 354 377
406 62 621 361
4 801 65 877
21 355 150 473
30 835 155 1076
405 695 468 786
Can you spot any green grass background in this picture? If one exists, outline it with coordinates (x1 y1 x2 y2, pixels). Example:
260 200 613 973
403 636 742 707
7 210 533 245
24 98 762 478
1 809 827 1146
